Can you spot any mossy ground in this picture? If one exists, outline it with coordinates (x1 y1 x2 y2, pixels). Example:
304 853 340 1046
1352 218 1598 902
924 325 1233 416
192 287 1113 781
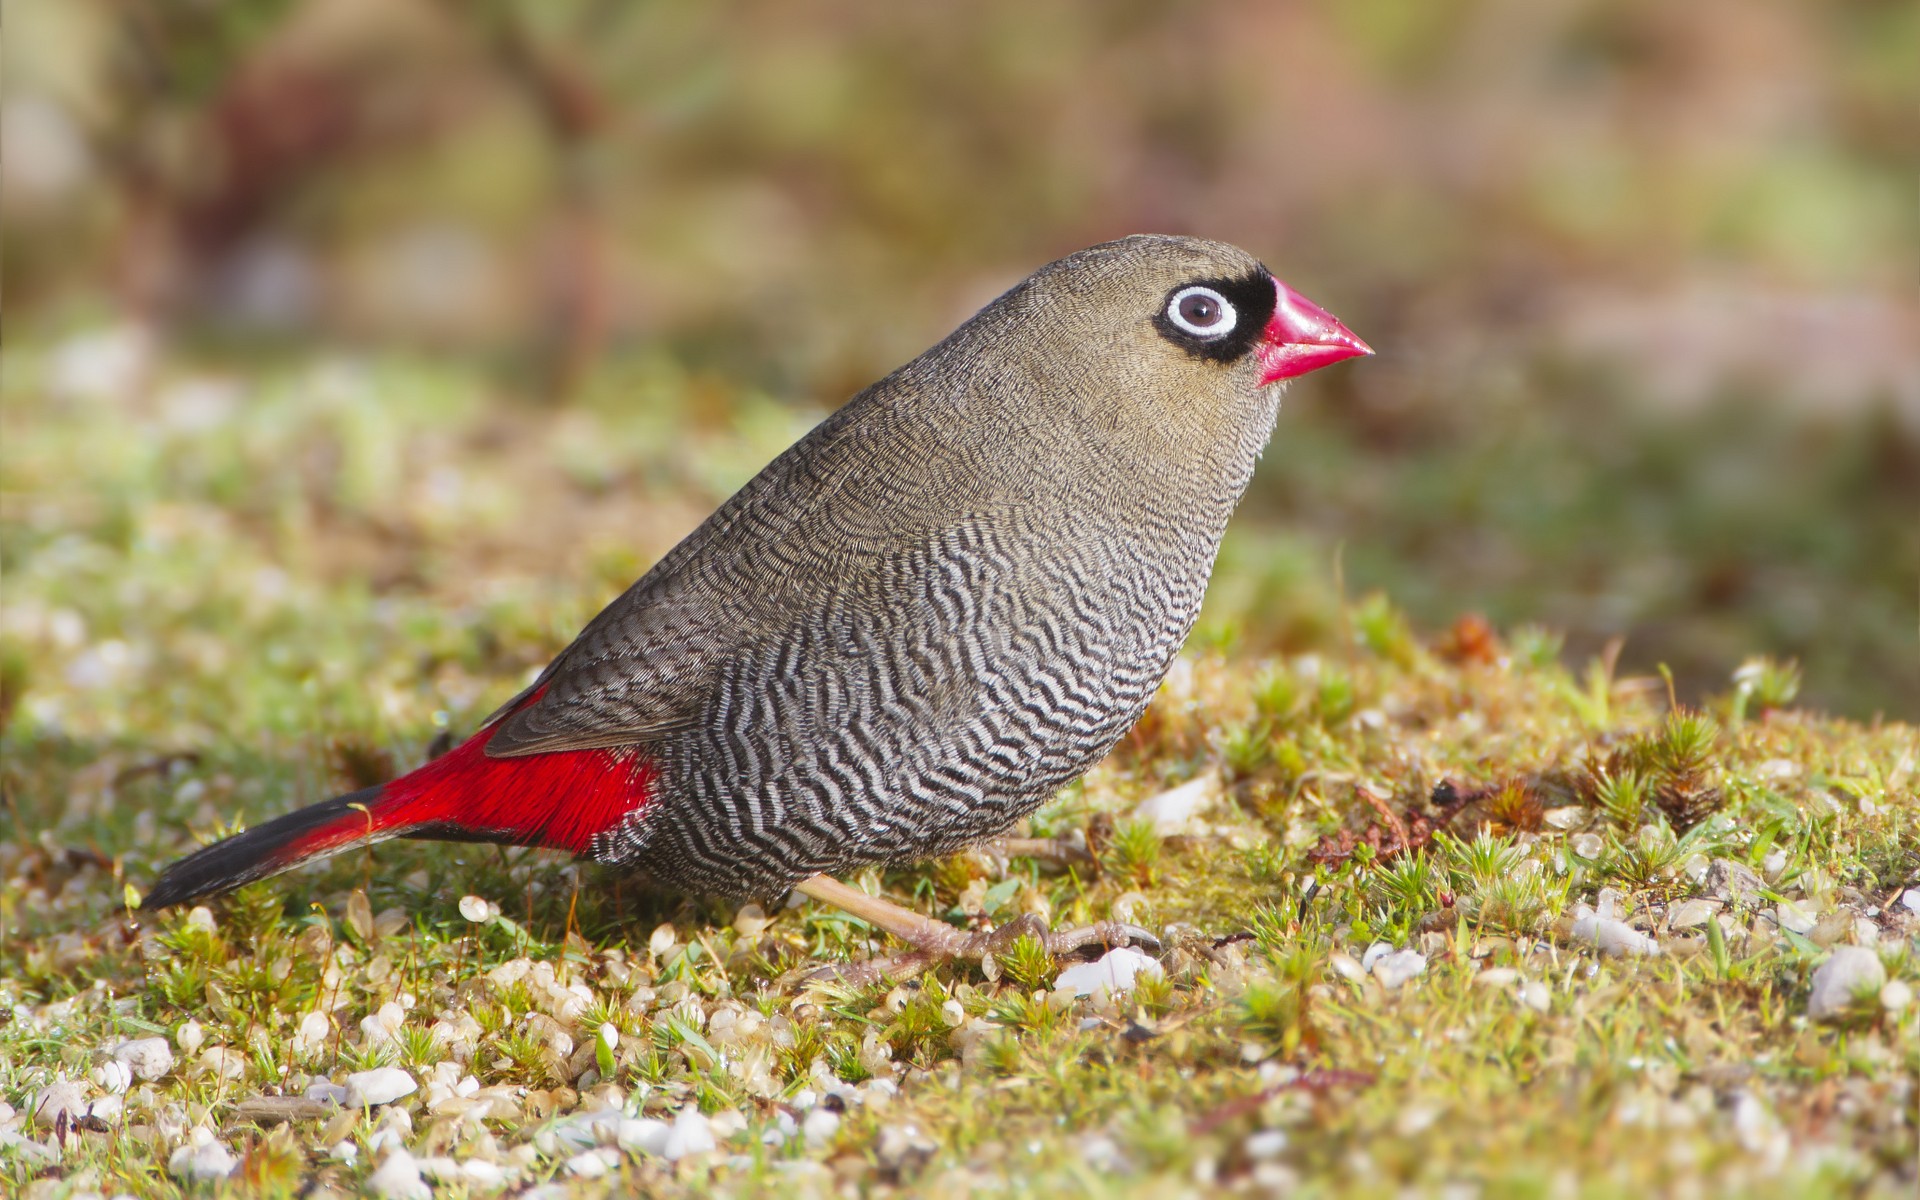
2 346 1915 1198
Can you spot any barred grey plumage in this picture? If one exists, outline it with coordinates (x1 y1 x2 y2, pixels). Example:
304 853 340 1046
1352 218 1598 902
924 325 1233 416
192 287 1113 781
141 233 1370 915
491 236 1283 895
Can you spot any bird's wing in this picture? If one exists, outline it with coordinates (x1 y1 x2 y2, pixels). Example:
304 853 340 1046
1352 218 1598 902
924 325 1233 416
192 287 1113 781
481 390 958 759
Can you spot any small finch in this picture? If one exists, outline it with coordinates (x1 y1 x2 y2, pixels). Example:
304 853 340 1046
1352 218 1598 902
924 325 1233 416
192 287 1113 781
143 235 1371 979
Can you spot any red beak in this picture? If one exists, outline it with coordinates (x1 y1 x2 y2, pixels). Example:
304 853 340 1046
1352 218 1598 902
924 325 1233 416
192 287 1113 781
1257 277 1373 385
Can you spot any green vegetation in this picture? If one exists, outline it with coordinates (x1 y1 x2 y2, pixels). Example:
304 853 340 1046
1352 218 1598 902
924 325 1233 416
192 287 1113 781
2 352 1914 1197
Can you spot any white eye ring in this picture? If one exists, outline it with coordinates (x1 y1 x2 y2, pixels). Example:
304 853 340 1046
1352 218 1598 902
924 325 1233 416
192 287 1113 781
1166 286 1237 339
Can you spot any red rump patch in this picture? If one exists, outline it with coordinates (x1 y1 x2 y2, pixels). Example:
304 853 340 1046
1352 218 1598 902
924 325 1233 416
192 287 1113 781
282 688 654 861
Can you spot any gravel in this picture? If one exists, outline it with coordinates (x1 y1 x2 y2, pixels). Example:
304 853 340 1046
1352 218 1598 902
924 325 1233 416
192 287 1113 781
1130 773 1220 837
1806 947 1886 1021
1054 947 1164 998
1371 950 1427 990
167 1127 239 1181
368 1148 431 1199
28 1079 86 1130
1570 911 1659 957
110 1036 175 1081
344 1067 418 1107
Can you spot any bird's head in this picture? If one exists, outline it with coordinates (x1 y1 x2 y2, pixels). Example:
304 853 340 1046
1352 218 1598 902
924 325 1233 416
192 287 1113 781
945 235 1372 460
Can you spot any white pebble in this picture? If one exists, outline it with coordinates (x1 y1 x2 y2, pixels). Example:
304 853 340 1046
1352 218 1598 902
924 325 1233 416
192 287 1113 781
1360 942 1393 972
92 1060 133 1095
345 1067 418 1107
1371 950 1426 990
617 1117 670 1156
167 1127 238 1181
565 1149 616 1178
1327 954 1366 983
802 1107 841 1147
1775 900 1816 935
1244 1130 1288 1160
1880 980 1912 1013
175 1020 204 1055
1570 914 1658 957
1053 947 1164 999
732 903 770 937
1902 889 1920 915
663 1107 716 1160
1473 968 1520 989
111 1036 175 1081
29 1079 87 1130
458 895 495 923
1807 947 1887 1021
1131 773 1219 837
1668 900 1718 930
367 1149 431 1200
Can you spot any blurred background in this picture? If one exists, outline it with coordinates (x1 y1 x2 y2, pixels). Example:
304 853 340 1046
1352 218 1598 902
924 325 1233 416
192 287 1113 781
3 0 1916 739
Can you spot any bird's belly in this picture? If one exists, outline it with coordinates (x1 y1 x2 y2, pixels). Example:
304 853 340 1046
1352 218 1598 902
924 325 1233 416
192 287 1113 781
610 539 1215 896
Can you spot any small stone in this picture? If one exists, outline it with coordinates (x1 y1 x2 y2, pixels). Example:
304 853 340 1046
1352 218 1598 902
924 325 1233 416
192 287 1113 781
367 1149 430 1200
565 1149 616 1178
1520 981 1551 1012
1706 859 1765 904
1052 947 1164 998
1360 941 1393 972
293 1010 332 1056
111 1036 174 1081
346 891 374 941
1774 900 1816 935
1131 773 1220 837
168 1129 240 1181
1570 913 1658 957
344 1067 418 1107
1244 1130 1287 1160
197 1047 247 1080
648 923 677 956
802 1106 841 1147
1326 954 1366 983
1474 968 1520 988
304 1081 349 1105
1902 889 1920 915
732 903 770 937
29 1079 87 1130
662 1107 714 1160
458 895 494 923
1542 806 1589 831
1806 947 1887 1021
1569 833 1604 860
1668 900 1719 930
1880 980 1912 1014
176 1020 204 1055
1371 950 1426 990
92 1060 133 1095
617 1117 670 1156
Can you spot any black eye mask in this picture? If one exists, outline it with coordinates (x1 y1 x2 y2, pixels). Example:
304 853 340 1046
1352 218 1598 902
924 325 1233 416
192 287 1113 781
1152 268 1278 364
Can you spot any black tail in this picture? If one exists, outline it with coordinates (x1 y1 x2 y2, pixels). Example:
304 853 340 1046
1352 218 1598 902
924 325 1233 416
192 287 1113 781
139 786 386 911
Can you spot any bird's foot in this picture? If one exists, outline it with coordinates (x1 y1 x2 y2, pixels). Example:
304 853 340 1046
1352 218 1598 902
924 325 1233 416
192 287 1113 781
781 875 1159 989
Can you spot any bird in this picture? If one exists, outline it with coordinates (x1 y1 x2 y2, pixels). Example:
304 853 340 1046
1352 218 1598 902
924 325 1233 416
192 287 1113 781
140 234 1370 980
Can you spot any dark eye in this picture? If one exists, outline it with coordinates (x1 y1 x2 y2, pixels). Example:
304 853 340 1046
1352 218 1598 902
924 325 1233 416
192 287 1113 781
1166 286 1236 338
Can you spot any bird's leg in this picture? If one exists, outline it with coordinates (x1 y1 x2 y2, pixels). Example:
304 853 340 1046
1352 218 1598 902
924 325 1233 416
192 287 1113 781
787 874 1160 987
